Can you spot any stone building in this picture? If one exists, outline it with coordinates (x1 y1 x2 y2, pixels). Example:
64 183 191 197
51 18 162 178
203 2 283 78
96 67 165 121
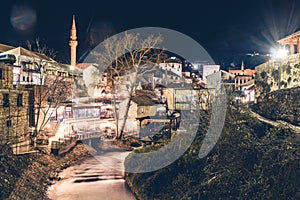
255 54 300 98
229 61 255 91
255 31 300 99
277 30 300 55
163 82 209 112
0 63 13 88
0 63 30 145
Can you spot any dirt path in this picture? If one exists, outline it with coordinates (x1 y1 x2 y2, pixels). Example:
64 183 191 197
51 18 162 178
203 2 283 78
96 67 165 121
249 110 300 133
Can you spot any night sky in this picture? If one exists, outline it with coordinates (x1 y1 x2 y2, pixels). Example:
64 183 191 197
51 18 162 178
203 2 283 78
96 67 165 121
1 0 300 69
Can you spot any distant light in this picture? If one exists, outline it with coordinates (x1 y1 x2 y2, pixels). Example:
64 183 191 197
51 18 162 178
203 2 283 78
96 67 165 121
170 56 176 60
70 65 75 71
192 64 199 70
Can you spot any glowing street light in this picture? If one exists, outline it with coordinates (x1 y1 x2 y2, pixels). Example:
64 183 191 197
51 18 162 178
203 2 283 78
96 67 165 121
270 47 288 90
276 48 288 59
271 47 288 60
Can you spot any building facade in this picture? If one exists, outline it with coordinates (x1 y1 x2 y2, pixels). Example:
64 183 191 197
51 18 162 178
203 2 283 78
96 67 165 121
229 61 255 91
0 63 30 145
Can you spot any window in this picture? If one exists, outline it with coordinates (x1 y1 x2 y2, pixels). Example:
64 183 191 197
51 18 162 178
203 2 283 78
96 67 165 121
3 94 9 107
17 93 23 107
0 68 2 79
6 120 12 127
23 76 25 81
141 107 144 113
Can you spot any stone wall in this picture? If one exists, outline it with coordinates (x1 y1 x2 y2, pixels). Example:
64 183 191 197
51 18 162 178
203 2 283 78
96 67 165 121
0 63 30 145
0 63 13 89
255 53 300 98
0 89 30 144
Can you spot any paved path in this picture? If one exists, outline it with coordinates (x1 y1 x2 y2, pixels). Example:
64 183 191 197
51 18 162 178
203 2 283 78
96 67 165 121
47 151 136 200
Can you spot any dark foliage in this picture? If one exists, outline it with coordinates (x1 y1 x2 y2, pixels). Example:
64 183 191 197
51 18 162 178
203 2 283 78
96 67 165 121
253 87 300 126
126 104 299 199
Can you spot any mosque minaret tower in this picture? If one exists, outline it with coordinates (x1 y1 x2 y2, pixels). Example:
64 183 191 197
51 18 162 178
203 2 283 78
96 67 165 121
69 15 78 67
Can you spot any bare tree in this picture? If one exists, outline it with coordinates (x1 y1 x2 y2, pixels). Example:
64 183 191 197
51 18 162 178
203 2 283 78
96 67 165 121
92 32 165 139
26 39 73 137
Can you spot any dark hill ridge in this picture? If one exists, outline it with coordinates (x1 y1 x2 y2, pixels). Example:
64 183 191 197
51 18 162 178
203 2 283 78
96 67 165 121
253 87 300 126
125 104 300 199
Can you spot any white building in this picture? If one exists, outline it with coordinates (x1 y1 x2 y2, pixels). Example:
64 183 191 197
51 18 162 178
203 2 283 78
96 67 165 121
201 64 220 83
0 46 59 87
158 62 182 77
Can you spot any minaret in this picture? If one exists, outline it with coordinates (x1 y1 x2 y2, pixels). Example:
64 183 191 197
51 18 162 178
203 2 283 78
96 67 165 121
69 15 78 67
241 60 245 71
241 60 245 75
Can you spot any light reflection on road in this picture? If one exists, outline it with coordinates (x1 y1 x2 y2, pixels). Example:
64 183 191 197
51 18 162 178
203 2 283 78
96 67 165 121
47 151 136 200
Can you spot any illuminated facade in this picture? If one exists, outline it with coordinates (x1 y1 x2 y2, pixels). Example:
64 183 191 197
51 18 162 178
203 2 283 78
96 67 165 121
277 30 300 55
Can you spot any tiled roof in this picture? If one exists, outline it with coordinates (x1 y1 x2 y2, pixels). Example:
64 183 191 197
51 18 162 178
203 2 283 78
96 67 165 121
0 43 16 53
278 30 300 43
0 46 55 62
76 63 96 70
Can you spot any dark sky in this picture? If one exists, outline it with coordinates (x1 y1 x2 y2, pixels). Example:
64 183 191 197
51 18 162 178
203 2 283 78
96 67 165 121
1 0 300 68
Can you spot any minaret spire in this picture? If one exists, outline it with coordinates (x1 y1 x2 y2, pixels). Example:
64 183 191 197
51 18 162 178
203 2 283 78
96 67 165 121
69 15 78 67
241 60 245 71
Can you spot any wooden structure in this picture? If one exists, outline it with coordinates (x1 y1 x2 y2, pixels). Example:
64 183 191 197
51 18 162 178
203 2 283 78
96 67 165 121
136 113 180 137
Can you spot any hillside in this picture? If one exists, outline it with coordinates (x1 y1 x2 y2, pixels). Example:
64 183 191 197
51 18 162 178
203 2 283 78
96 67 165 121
253 87 300 126
125 104 300 199
0 142 90 199
0 145 33 199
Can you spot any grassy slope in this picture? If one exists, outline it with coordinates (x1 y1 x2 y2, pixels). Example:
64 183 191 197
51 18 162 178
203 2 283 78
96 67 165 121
125 105 300 199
